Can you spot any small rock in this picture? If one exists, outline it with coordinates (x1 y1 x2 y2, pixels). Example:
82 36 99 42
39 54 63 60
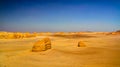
78 41 86 47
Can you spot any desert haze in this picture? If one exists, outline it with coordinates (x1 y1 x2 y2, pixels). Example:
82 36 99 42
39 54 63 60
0 31 120 67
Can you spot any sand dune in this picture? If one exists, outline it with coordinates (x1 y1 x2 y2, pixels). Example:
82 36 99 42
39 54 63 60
0 34 120 67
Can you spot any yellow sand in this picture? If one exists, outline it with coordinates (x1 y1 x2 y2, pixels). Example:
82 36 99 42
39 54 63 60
0 34 120 67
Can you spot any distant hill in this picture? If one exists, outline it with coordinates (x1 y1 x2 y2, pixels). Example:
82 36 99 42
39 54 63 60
116 30 120 32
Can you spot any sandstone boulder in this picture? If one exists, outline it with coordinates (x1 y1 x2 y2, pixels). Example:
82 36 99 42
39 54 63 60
32 38 51 52
78 41 86 47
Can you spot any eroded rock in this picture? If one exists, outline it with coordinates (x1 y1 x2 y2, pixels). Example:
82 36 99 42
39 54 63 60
78 41 86 47
32 38 51 52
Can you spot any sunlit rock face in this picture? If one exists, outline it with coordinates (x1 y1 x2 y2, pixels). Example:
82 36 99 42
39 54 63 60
78 41 86 47
32 38 51 52
0 32 37 39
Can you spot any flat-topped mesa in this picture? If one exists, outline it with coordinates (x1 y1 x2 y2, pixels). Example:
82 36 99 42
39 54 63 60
32 38 51 52
78 41 86 47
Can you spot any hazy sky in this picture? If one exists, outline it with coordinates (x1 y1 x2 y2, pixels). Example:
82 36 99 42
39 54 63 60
0 0 120 32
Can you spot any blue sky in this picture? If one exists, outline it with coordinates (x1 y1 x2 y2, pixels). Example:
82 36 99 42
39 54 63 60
0 0 120 32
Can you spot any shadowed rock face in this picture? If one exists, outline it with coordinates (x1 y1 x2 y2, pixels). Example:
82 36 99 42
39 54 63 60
78 41 86 47
32 38 51 52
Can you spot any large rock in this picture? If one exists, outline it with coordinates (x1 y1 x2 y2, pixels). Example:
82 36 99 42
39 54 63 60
78 41 86 47
32 38 51 52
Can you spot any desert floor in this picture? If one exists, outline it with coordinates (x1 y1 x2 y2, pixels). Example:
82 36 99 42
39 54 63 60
0 34 120 67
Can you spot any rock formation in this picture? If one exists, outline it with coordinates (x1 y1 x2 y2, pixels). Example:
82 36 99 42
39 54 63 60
78 41 86 47
32 38 51 52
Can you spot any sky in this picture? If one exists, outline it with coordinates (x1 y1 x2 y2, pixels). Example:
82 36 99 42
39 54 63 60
0 0 120 32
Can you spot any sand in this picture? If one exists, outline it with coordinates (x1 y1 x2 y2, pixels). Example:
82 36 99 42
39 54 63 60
0 34 120 67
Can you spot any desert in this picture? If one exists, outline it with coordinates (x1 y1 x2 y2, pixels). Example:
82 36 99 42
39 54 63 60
1 0 120 67
0 32 120 67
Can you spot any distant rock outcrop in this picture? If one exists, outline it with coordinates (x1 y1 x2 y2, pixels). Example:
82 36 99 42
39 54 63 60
78 41 86 47
116 30 120 32
108 32 120 35
0 32 37 39
106 30 120 35
32 38 51 52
